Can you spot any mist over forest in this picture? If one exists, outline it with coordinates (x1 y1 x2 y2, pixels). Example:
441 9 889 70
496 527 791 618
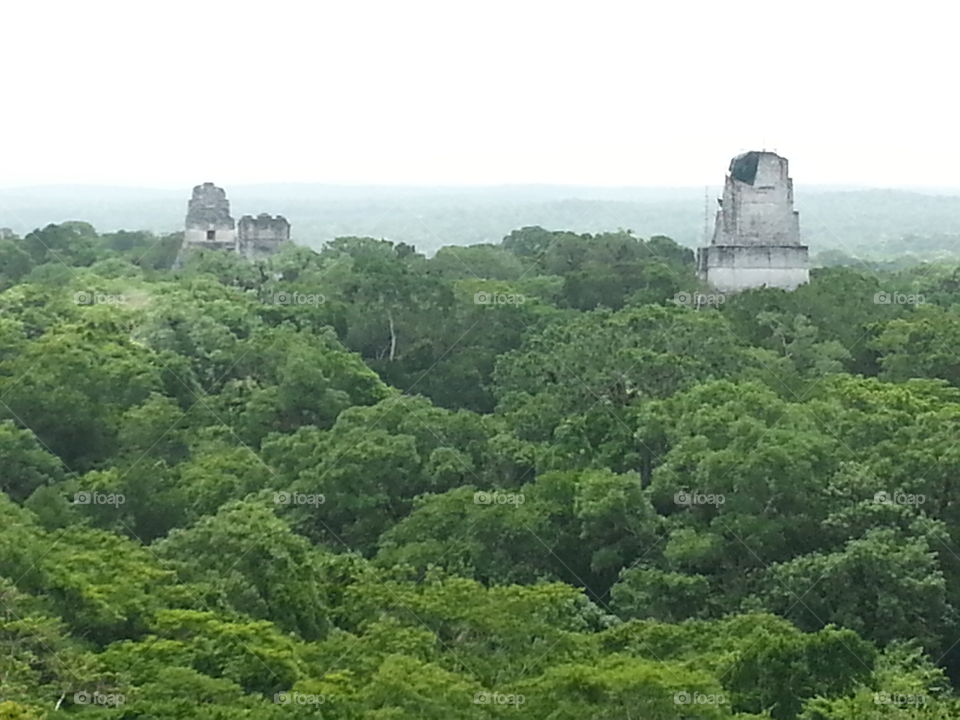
4 184 960 259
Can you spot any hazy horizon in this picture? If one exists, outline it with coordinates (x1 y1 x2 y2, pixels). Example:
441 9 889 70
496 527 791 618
4 184 959 258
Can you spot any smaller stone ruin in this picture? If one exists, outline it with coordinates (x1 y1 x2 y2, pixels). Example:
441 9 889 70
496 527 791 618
238 213 290 260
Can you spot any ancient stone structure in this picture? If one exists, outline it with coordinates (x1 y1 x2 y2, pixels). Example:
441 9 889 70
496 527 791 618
179 183 289 263
697 151 809 292
238 213 290 260
184 182 236 251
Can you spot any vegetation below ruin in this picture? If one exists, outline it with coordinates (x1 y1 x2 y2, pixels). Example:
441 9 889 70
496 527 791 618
2 222 960 717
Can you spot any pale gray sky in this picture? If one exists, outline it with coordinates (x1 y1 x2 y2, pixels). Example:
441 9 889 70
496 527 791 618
4 0 957 188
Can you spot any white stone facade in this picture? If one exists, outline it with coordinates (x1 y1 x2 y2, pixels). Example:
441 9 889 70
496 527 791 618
698 151 809 292
698 245 809 293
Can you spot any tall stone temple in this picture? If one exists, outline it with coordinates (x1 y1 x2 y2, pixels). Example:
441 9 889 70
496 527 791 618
179 182 290 263
697 151 809 292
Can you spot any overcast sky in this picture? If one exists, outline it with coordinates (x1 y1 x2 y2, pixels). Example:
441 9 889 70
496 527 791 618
3 0 956 188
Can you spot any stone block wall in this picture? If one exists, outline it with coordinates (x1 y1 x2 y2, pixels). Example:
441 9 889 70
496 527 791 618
698 244 809 292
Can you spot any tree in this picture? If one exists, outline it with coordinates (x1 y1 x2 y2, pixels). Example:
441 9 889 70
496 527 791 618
760 525 956 653
0 420 64 502
156 500 330 640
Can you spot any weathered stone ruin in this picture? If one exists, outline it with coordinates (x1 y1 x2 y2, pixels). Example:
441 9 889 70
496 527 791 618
238 213 290 260
697 151 809 292
184 182 236 250
179 182 289 262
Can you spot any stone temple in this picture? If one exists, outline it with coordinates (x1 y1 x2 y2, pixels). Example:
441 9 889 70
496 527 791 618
697 151 809 292
237 213 292 258
180 182 290 262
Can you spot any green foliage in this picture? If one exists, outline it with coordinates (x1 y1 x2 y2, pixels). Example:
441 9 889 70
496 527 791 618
156 500 330 640
3 221 960 716
0 420 64 501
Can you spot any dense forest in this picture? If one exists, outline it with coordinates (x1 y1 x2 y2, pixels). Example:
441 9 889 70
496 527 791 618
3 220 960 718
